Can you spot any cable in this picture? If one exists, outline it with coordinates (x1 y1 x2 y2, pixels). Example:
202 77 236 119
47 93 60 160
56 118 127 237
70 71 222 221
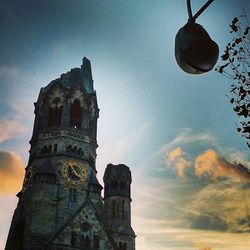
187 0 215 23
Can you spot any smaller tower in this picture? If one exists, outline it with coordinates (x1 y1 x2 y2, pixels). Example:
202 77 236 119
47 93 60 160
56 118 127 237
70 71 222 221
104 164 136 250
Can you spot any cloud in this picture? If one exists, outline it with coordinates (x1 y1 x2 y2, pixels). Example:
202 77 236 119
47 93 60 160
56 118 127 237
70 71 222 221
159 128 217 154
164 147 250 181
191 214 228 231
195 149 250 181
166 147 193 178
0 151 25 193
130 129 250 249
135 129 217 176
197 243 213 250
0 118 26 143
183 179 250 233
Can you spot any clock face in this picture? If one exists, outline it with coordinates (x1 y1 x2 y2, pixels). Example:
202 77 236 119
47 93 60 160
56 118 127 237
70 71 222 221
61 161 88 186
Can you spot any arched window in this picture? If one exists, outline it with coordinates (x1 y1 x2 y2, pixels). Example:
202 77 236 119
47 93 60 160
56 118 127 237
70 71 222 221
48 106 62 127
70 99 82 128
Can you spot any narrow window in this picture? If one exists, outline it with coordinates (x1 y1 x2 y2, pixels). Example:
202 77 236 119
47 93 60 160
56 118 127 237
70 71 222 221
48 145 52 154
53 144 57 153
123 242 127 250
78 148 83 156
120 179 126 189
71 232 77 246
82 235 85 248
111 179 115 189
93 234 100 249
119 242 122 250
117 202 120 219
85 235 91 248
122 201 125 219
112 179 118 189
48 106 62 127
112 200 116 219
70 99 82 128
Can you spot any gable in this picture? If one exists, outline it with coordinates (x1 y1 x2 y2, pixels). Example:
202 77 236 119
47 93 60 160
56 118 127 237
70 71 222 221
52 201 115 249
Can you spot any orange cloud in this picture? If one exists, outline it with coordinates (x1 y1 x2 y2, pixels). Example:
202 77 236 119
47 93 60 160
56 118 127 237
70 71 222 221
195 149 249 181
168 147 183 160
0 118 26 142
166 147 192 178
0 151 25 194
197 243 213 250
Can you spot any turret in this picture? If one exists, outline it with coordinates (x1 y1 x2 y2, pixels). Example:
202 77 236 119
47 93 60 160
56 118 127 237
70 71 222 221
104 164 136 250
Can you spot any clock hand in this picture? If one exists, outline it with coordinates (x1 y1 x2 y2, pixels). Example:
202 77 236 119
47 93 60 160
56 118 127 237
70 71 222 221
70 164 80 177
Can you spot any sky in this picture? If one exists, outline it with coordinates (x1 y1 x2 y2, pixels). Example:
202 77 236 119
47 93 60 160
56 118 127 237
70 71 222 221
0 0 250 249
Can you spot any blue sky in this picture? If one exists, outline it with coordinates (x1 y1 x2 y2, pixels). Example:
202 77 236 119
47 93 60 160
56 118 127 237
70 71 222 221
0 1 250 249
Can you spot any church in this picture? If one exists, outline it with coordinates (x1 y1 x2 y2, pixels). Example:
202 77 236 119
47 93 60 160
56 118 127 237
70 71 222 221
5 58 136 250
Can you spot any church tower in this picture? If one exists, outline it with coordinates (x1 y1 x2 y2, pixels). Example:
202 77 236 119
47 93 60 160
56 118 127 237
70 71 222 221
6 58 136 250
104 164 136 250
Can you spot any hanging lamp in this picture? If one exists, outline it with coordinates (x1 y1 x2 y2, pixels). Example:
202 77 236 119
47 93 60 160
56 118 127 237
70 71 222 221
175 0 219 74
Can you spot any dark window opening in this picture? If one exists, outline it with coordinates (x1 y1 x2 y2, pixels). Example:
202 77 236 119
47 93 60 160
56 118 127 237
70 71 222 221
112 200 116 219
66 145 83 157
82 235 91 249
111 179 118 189
48 106 62 127
78 148 83 156
41 146 48 154
93 234 100 249
118 242 127 250
66 145 72 152
70 99 82 128
48 145 52 154
71 232 77 246
122 201 125 219
119 242 122 250
123 242 127 250
53 144 57 153
120 180 126 189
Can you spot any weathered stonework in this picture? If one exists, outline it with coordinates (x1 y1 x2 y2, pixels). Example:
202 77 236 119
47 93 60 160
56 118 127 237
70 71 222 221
6 58 136 250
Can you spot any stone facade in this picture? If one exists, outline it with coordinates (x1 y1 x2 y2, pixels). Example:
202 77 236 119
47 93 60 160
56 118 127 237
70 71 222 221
5 58 136 250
